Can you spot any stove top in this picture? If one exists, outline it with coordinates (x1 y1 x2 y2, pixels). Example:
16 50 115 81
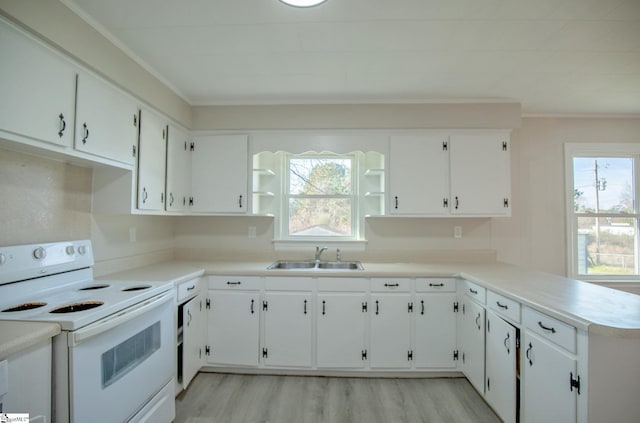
0 240 173 330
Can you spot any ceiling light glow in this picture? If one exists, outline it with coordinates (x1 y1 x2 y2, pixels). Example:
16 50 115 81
279 0 328 7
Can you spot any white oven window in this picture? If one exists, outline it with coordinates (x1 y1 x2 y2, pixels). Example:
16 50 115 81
101 321 161 388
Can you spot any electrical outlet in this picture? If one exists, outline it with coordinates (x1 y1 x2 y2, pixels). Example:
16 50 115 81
454 226 462 239
129 226 137 243
248 226 256 238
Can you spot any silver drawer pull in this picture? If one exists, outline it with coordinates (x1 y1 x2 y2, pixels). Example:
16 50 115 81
227 281 242 286
496 301 508 309
469 288 478 295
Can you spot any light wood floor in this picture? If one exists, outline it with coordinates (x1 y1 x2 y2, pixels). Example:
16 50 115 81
175 373 501 423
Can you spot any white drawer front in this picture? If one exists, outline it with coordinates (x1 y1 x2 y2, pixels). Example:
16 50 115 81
416 278 456 292
487 290 521 323
371 278 412 292
209 275 263 291
177 278 200 302
523 307 576 353
463 280 486 304
317 277 368 292
265 277 313 291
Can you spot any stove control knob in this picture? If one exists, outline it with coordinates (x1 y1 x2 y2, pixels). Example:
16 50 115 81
77 245 87 255
33 247 46 260
65 245 75 255
0 253 5 265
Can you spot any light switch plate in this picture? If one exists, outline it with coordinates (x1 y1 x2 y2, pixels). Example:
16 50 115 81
454 226 462 239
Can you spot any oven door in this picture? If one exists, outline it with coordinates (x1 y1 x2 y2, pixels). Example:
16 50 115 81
66 291 175 423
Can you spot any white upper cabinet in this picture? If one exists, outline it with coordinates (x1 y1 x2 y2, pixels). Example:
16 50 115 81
191 134 248 213
137 108 167 211
166 125 192 212
387 131 511 217
75 71 139 165
389 134 450 215
0 18 76 148
450 132 511 216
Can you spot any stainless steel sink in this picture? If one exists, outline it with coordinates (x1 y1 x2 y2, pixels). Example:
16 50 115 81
267 261 316 270
316 261 363 270
267 260 364 271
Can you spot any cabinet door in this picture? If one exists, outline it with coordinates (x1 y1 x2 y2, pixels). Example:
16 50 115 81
317 293 367 368
0 18 75 147
191 135 248 213
522 331 577 423
207 291 260 367
450 133 510 215
370 294 412 368
183 294 205 389
389 134 449 215
75 71 138 165
166 125 191 212
415 293 457 368
485 310 518 423
137 108 167 211
459 299 486 393
263 292 312 368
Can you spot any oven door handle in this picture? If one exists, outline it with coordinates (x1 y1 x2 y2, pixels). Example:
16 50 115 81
69 291 173 347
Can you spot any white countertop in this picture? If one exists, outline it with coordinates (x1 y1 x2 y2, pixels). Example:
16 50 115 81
0 321 60 360
101 260 640 338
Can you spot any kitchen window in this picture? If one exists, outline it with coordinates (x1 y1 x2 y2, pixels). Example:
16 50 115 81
253 148 383 244
565 144 640 280
284 153 359 240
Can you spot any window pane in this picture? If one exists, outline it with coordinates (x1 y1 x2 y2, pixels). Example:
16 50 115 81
573 157 634 213
289 198 351 236
576 217 637 275
289 158 351 195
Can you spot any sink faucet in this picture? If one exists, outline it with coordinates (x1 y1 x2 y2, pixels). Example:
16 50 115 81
315 246 328 263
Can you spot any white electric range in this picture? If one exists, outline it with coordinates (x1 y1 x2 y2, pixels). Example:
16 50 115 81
0 240 176 423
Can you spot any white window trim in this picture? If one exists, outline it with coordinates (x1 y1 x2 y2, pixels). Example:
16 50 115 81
565 143 640 282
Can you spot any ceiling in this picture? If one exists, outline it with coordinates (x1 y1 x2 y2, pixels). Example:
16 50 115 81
64 0 640 115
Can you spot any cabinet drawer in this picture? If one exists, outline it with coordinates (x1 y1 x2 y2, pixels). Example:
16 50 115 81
317 277 368 292
463 280 486 304
265 277 313 291
177 278 200 302
371 278 411 292
416 278 456 292
209 275 263 291
523 307 576 353
487 290 521 323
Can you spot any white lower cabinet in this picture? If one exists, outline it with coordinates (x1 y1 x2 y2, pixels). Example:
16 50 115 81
262 288 313 368
2 340 52 422
458 297 486 394
370 293 413 368
317 292 368 368
414 278 458 369
485 309 518 423
415 292 457 368
522 307 578 423
182 292 205 389
206 290 260 367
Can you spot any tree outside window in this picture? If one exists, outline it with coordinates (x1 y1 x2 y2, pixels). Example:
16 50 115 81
287 156 355 238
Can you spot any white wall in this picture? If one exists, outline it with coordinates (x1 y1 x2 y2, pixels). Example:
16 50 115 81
493 117 640 276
